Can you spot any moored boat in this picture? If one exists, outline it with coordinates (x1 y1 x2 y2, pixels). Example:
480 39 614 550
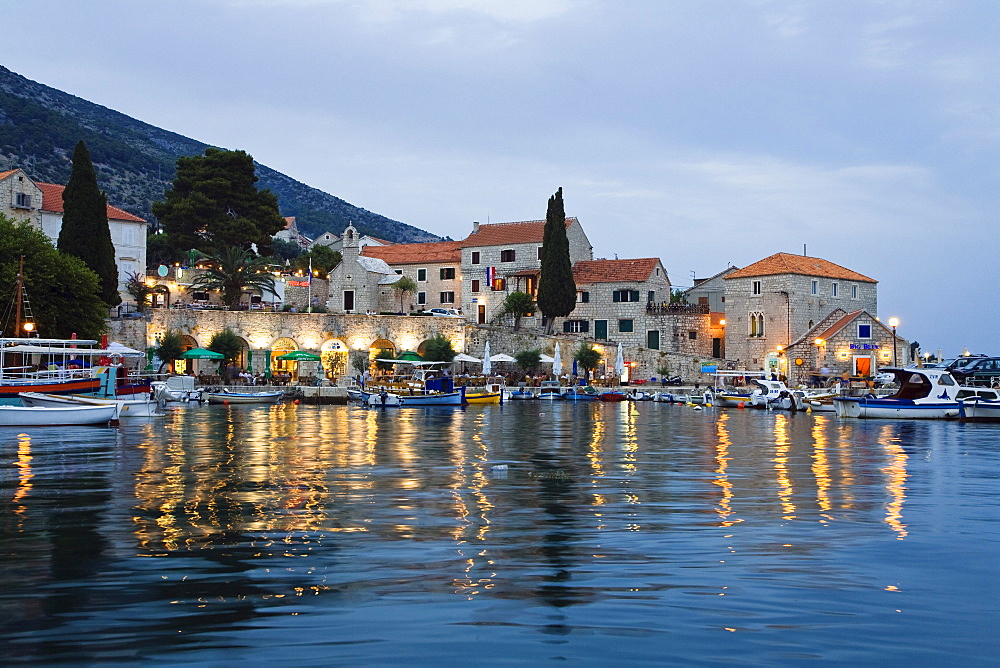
205 389 284 404
18 391 162 417
537 380 564 400
562 386 600 401
957 387 1000 423
0 403 117 426
598 390 626 402
833 367 962 419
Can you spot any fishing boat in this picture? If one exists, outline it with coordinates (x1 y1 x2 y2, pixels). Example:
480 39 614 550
833 367 963 419
205 388 284 404
465 378 505 404
18 391 162 417
598 390 627 402
0 338 104 398
0 403 117 426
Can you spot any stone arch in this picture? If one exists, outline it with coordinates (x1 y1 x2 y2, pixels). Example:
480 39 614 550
321 338 349 379
234 336 251 371
270 337 298 376
370 338 396 376
175 334 200 375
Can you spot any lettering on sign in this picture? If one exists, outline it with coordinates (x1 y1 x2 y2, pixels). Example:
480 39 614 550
287 280 310 287
850 343 881 350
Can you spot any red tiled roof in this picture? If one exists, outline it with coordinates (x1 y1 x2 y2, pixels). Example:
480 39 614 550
0 169 19 181
815 309 888 342
725 253 875 282
462 218 576 247
37 182 146 223
362 240 462 265
573 258 661 284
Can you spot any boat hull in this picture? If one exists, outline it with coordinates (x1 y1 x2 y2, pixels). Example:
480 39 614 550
465 392 502 404
563 392 599 401
19 392 162 417
833 397 959 419
0 376 101 397
360 390 466 406
958 398 1000 423
206 391 283 404
0 404 116 426
599 391 626 402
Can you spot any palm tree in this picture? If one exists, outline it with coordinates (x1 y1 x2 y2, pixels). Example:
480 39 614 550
393 276 417 314
188 246 276 309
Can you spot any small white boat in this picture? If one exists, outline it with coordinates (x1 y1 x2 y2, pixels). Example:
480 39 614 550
18 392 163 417
537 380 564 400
834 368 962 419
0 403 117 426
957 387 1000 423
205 389 284 404
366 390 404 407
152 375 204 402
748 379 807 411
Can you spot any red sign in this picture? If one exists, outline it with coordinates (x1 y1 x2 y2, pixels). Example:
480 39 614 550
287 280 310 287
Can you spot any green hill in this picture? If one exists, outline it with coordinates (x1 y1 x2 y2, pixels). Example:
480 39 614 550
0 65 439 243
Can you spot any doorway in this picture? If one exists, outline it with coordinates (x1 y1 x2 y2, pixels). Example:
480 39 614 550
478 305 486 324
343 290 355 313
854 356 873 377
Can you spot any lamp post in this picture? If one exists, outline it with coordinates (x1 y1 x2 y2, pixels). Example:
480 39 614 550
888 317 900 367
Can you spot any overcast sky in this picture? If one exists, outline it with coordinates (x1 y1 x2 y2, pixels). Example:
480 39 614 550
6 0 998 354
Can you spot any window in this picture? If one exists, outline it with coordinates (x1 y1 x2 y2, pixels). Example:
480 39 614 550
648 291 655 303
647 330 660 350
811 280 818 295
758 314 765 337
440 291 455 304
749 311 765 337
500 249 516 262
471 251 480 265
563 320 589 333
537 246 543 260
440 267 455 280
852 284 858 299
417 291 426 305
618 319 634 333
752 280 761 295
577 291 590 303
831 282 838 297
395 269 403 275
858 323 872 339
14 192 31 208
698 296 709 306
491 278 506 291
417 268 427 282
122 226 135 246
471 280 480 293
612 290 640 302
688 331 697 340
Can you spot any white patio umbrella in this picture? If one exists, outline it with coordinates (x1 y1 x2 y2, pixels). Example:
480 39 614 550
482 341 492 376
553 342 563 377
614 341 625 379
538 354 555 363
453 353 482 363
489 353 516 363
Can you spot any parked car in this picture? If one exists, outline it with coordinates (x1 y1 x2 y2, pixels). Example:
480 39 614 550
950 357 1000 386
429 308 463 318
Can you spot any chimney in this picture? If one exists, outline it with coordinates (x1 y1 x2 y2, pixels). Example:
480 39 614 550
472 221 480 233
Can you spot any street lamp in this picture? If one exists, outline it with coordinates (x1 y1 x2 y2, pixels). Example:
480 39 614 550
887 317 900 366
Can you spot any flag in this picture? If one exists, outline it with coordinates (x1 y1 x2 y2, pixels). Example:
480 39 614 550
308 258 313 284
485 266 493 286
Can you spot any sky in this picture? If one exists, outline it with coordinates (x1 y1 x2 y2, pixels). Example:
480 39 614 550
6 0 998 355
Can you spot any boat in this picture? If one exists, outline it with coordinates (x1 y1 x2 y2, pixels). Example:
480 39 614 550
598 390 627 402
18 391 162 417
0 403 117 426
205 388 284 404
152 375 204 402
562 386 600 401
508 385 537 400
465 378 505 404
0 338 104 398
957 387 1000 423
365 390 404 407
537 380 565 400
627 389 655 401
833 367 963 419
747 379 807 411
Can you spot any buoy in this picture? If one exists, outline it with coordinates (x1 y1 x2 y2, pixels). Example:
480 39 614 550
693 405 703 411
294 399 300 404
737 402 745 410
223 399 229 405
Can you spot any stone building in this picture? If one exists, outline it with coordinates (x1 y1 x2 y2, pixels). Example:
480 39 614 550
723 252 878 376
0 168 148 303
683 266 739 312
309 229 388 253
361 240 463 313
325 224 402 313
460 218 593 325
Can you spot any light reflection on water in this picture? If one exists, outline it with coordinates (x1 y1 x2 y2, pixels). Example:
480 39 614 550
0 402 998 664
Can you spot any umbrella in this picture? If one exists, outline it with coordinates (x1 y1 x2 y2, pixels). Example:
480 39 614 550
482 341 492 376
489 353 516 363
181 348 224 360
105 342 145 357
614 342 625 378
395 350 423 362
277 351 321 361
453 353 481 363
538 354 555 363
553 342 563 377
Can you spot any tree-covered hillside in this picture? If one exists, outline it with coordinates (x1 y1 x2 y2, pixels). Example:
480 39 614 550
0 66 439 243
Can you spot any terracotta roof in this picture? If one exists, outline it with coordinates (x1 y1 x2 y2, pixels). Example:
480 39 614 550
724 253 875 283
462 217 576 247
361 240 462 265
814 309 888 342
573 258 661 284
37 182 146 223
0 169 19 180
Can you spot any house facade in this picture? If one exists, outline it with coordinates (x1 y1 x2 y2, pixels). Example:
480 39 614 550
460 218 593 325
683 266 739 312
723 253 878 376
0 169 43 228
361 240 463 313
324 224 402 313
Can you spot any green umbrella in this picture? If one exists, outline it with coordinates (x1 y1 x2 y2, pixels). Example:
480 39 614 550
396 350 423 362
181 347 225 359
276 350 321 362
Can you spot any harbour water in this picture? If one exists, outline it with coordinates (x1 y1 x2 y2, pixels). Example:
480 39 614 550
1 402 998 664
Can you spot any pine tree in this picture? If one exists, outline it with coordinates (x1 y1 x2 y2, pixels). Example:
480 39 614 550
58 140 121 306
536 187 576 332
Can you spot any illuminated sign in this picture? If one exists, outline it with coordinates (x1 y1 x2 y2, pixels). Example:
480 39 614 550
287 280 310 287
850 343 880 350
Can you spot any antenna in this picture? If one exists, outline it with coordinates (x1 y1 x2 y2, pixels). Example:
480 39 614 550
803 244 807 256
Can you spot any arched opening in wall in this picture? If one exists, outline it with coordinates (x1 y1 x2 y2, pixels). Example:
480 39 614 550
174 334 199 375
270 337 298 380
321 338 349 380
233 336 250 373
370 338 396 378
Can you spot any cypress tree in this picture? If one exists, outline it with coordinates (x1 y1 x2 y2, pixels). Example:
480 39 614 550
536 187 576 332
58 140 121 306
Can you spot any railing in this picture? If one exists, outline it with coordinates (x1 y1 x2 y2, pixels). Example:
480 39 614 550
646 303 710 315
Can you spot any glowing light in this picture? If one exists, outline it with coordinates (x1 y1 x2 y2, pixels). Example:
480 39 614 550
21 322 34 333
719 319 726 326
887 317 900 329
814 338 824 346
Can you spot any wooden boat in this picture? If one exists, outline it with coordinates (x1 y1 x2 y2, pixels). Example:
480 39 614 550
537 380 564 400
834 368 962 419
598 390 626 402
18 391 162 417
205 389 284 404
562 386 600 401
464 391 502 404
0 403 117 426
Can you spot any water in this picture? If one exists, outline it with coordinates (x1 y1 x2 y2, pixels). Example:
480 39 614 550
1 402 998 665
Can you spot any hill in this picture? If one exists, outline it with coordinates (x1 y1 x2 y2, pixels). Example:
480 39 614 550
0 65 439 244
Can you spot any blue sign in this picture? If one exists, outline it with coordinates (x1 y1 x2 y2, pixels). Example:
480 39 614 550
850 343 880 350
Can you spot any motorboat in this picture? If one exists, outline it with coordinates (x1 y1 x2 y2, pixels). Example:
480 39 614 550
598 390 627 402
833 367 963 419
205 389 284 404
0 403 117 426
508 385 537 400
152 375 204 402
537 380 564 400
18 391 162 418
627 389 655 401
562 386 600 401
748 379 807 411
365 390 404 407
957 387 1000 423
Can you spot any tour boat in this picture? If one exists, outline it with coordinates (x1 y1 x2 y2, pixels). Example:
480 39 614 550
0 338 103 398
18 391 162 417
205 389 284 404
0 403 117 426
833 367 963 419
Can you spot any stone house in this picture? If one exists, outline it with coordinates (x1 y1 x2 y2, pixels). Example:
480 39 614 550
782 308 904 386
309 229 389 253
723 252 878 376
460 218 593 325
273 216 312 249
360 240 464 313
325 224 402 313
0 169 147 303
683 265 740 312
